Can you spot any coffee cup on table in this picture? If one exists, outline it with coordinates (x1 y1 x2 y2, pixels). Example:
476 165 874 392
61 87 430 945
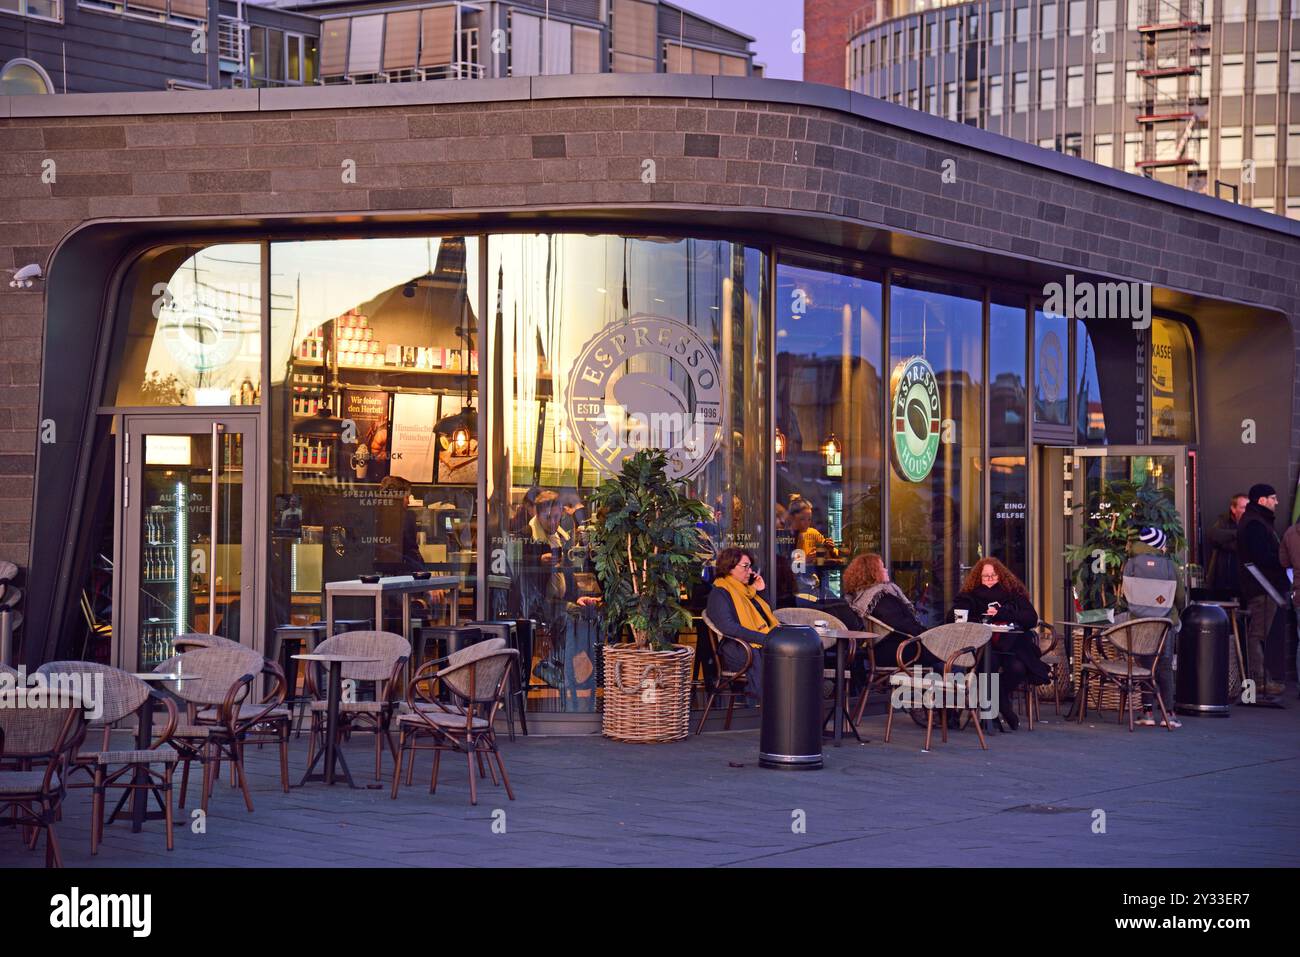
953 609 969 623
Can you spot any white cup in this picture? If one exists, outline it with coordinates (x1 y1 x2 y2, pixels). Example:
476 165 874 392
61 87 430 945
953 609 969 623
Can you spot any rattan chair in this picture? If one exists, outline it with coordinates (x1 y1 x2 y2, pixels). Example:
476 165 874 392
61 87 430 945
0 694 86 867
155 646 264 813
1013 622 1064 729
884 622 993 751
851 613 923 726
694 612 755 734
305 631 410 782
1076 617 1174 731
37 661 180 855
392 643 518 805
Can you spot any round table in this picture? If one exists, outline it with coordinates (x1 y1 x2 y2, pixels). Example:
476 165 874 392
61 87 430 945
291 653 381 788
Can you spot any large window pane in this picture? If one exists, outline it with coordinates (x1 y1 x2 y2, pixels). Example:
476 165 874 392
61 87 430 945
107 244 262 407
1150 316 1195 442
267 237 481 635
888 275 983 626
775 256 883 611
989 300 1028 583
1076 320 1108 443
486 234 768 713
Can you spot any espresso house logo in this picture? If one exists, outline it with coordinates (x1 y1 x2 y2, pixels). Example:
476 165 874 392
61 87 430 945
565 316 723 481
891 356 941 483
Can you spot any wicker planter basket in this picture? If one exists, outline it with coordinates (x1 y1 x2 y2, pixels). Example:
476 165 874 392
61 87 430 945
602 643 694 743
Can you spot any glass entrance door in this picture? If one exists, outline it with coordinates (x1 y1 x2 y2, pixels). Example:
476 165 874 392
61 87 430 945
119 415 259 670
1065 445 1188 612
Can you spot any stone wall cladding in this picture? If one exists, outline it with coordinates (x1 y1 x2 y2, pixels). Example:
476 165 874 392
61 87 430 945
1 85 1299 564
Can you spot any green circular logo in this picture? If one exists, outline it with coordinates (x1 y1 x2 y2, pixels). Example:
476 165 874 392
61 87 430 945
891 356 941 483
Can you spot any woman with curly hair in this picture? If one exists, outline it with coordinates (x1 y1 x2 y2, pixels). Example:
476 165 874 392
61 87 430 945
844 553 929 668
950 558 1047 730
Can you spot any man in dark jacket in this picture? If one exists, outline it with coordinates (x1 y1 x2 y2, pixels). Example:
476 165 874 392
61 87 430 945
1206 493 1248 592
1237 483 1288 701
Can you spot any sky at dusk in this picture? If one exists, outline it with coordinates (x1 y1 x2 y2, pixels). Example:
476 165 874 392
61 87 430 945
672 0 806 81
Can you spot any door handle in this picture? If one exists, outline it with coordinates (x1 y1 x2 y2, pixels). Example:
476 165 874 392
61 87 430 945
210 423 222 636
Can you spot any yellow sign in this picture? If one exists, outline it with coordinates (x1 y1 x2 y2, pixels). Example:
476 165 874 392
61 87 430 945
1151 318 1176 439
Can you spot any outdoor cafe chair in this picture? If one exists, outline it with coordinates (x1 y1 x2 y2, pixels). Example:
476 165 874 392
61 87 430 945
36 661 179 855
155 646 268 813
884 622 993 751
851 612 924 727
304 631 410 782
396 637 506 785
392 643 518 805
694 612 754 734
1013 623 1065 729
0 690 86 867
1076 617 1174 732
173 634 292 790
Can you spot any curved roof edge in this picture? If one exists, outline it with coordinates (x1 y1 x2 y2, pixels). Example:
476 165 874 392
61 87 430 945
2 73 1297 240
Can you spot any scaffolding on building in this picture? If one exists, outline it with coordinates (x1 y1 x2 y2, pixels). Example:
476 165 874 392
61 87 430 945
1135 0 1210 191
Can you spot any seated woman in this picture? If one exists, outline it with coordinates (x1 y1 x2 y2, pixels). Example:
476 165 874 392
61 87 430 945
844 553 931 670
950 558 1048 730
706 547 779 702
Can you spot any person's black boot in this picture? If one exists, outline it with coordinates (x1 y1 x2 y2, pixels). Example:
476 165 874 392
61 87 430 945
1000 708 1020 731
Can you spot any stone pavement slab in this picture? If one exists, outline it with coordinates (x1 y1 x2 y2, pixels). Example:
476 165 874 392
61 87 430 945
2 698 1297 867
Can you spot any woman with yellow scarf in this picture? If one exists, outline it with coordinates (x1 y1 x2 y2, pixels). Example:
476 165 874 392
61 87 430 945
706 547 780 701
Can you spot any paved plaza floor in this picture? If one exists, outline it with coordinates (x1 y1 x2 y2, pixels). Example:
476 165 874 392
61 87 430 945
3 694 1298 868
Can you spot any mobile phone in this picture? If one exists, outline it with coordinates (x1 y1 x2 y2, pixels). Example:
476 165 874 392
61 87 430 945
748 568 760 585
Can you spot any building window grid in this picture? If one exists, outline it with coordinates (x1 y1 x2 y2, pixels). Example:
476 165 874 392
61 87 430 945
75 0 202 28
1040 67 1056 110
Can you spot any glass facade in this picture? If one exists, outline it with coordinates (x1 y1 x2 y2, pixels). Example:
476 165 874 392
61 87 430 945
774 255 883 610
92 228 1201 718
887 274 984 626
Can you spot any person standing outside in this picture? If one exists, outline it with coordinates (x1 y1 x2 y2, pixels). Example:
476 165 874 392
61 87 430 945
1237 484 1289 703
1120 527 1183 728
1206 493 1248 593
1279 512 1300 699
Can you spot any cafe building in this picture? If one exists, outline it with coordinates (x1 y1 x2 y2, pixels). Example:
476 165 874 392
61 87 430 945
4 74 1298 729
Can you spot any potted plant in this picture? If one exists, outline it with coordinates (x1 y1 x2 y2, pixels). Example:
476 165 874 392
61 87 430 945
587 449 712 743
1064 478 1187 613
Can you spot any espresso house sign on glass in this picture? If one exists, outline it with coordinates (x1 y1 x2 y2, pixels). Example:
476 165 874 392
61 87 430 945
565 316 723 481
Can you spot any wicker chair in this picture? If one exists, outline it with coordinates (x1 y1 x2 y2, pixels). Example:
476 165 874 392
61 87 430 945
1076 617 1174 731
392 643 518 805
0 694 86 867
1013 623 1065 729
694 612 755 734
884 622 993 751
396 638 506 785
155 646 266 813
305 631 410 782
851 613 923 726
37 661 180 854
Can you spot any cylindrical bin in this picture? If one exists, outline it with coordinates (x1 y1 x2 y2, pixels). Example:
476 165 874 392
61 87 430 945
759 625 825 770
1176 602 1230 717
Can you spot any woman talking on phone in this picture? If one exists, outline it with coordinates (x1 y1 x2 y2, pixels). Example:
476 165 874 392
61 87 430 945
950 557 1046 730
706 547 780 702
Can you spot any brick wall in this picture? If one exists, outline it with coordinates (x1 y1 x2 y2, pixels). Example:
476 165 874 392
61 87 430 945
804 0 874 87
1 78 1299 572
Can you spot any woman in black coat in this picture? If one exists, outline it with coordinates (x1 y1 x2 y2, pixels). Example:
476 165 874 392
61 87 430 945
950 558 1047 730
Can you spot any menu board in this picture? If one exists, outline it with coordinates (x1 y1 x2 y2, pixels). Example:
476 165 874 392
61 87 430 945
341 389 391 483
389 393 439 484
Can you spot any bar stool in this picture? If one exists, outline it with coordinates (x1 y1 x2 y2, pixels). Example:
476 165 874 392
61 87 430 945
271 623 327 737
468 620 527 740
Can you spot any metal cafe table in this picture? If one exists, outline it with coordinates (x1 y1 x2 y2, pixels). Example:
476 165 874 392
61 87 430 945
292 653 381 788
819 628 873 746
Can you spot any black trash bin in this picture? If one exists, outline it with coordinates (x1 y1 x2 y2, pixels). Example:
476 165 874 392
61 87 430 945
1176 602 1230 717
759 625 824 770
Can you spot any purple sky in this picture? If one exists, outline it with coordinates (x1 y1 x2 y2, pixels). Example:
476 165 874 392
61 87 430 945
675 0 805 81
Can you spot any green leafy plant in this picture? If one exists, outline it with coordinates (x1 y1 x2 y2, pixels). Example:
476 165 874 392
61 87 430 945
1064 479 1186 610
587 449 712 651
139 371 188 405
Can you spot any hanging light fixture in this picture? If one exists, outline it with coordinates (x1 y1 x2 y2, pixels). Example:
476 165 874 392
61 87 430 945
292 394 344 436
774 428 787 463
822 432 842 477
